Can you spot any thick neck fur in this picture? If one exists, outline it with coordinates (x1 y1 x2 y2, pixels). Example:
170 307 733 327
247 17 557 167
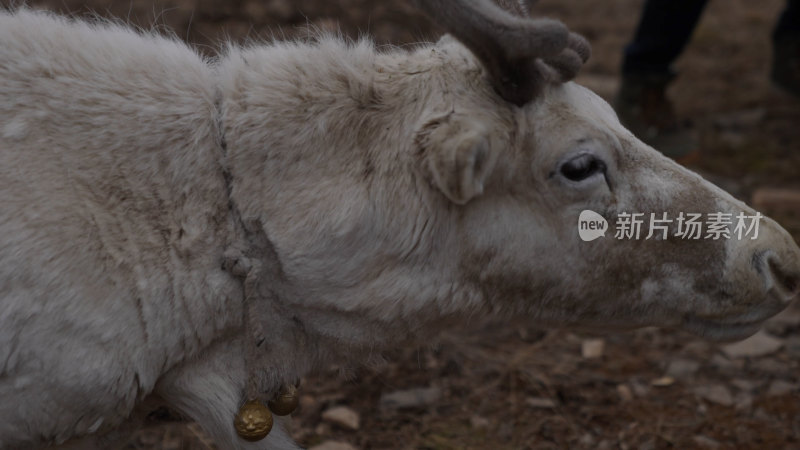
218 36 488 371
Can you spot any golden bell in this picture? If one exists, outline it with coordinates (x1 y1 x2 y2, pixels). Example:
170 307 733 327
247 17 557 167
234 400 273 441
268 384 299 416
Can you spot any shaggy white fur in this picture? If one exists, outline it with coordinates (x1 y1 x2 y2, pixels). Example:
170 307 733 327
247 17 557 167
1 8 798 450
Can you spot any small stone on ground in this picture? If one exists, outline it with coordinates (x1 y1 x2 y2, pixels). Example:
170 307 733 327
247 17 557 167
379 386 442 410
470 415 490 429
693 385 734 406
666 358 701 378
321 406 360 431
766 380 798 396
526 397 556 408
582 338 605 358
721 330 783 358
616 384 634 402
651 376 675 387
692 435 722 448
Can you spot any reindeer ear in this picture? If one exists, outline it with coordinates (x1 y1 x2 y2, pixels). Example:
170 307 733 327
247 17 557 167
415 112 496 205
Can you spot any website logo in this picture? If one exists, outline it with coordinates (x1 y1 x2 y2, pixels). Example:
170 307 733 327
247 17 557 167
578 210 609 241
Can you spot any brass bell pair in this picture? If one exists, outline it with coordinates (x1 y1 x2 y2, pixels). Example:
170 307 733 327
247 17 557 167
234 385 300 441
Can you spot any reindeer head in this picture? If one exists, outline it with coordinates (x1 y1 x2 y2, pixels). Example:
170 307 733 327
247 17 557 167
224 0 800 343
407 0 800 340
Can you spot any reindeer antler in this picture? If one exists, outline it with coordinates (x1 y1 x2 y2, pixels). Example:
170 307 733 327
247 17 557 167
413 0 590 106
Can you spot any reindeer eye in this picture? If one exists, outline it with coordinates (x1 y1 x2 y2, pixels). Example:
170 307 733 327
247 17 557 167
559 153 605 182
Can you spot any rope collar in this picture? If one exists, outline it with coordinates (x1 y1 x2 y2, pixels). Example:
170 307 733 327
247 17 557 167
215 97 300 442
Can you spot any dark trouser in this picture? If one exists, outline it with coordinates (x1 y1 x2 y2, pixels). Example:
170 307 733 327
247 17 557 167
622 0 800 77
776 0 800 39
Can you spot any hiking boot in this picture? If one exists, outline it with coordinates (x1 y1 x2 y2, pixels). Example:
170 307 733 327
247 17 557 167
772 34 800 98
614 73 698 161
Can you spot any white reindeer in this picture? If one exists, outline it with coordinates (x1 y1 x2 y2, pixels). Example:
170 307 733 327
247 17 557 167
1 1 798 449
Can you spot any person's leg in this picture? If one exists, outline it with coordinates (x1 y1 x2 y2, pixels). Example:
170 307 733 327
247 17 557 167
775 0 800 38
616 0 709 160
623 0 710 77
773 0 800 96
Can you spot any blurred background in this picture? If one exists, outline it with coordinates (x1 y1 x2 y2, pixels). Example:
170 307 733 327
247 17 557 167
4 0 799 448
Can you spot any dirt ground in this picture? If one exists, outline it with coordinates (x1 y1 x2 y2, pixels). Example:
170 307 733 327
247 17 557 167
6 0 800 448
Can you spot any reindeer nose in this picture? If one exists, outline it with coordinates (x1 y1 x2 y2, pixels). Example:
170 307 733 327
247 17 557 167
754 250 800 304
